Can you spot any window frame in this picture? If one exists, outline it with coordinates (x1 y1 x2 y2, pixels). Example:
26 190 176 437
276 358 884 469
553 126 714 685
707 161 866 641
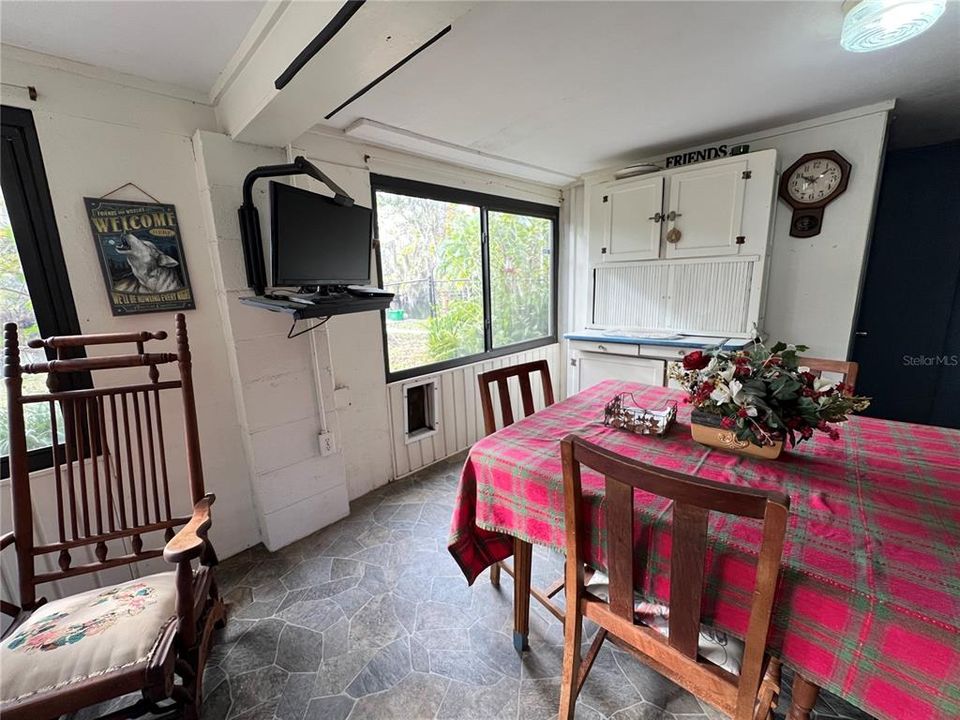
1 105 89 479
372 174 560 384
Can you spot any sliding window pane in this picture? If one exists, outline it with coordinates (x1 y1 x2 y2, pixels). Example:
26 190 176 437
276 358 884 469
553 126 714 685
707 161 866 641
489 211 553 348
376 191 483 373
0 188 64 456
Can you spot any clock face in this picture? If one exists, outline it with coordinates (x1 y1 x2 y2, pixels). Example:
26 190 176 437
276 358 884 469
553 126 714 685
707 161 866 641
787 158 844 204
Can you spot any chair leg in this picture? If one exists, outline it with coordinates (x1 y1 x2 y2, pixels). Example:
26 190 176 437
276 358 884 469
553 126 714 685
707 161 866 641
490 561 501 588
512 538 532 652
557 586 583 720
180 584 226 720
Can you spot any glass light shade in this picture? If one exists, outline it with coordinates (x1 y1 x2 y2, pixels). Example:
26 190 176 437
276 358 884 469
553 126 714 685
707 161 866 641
841 0 947 52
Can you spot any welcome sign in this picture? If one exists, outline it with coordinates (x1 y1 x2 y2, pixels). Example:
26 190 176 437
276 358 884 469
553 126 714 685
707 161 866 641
84 198 195 316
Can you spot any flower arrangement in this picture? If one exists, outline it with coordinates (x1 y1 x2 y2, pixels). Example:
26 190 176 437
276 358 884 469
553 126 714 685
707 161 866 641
669 341 871 448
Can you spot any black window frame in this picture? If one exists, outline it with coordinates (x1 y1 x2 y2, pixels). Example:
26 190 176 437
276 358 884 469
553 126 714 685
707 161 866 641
372 174 559 383
1 105 89 479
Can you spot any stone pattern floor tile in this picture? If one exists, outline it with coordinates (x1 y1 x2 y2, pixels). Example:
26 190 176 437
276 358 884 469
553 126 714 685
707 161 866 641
67 452 878 720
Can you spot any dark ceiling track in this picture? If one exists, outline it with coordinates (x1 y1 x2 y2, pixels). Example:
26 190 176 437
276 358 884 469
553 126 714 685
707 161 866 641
274 0 366 90
324 24 452 120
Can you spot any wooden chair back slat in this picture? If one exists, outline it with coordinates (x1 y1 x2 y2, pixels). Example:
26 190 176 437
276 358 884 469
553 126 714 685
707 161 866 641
3 314 206 609
496 378 515 428
477 360 554 436
85 399 103 536
153 387 172 521
108 394 127 530
120 392 139 527
50 401 67 543
800 356 858 392
560 435 790 720
668 503 709 659
97 396 115 533
603 476 635 621
518 373 536 417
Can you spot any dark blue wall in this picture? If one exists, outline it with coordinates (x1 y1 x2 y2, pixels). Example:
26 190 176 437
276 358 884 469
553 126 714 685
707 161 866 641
852 139 960 427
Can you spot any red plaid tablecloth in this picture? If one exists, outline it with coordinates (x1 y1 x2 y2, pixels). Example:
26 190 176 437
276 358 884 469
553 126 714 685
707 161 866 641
448 380 960 720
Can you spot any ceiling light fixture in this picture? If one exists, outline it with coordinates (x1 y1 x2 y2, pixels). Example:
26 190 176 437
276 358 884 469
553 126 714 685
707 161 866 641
841 0 947 52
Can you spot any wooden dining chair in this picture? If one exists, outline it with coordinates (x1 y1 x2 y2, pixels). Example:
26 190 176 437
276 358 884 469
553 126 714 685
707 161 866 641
477 360 563 648
800 357 859 393
1 314 224 720
558 435 789 720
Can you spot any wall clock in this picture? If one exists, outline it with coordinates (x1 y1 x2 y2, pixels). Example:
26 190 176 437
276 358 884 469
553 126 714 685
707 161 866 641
778 150 851 238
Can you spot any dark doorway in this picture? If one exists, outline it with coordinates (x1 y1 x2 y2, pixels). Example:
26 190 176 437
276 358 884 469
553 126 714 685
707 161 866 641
851 139 960 428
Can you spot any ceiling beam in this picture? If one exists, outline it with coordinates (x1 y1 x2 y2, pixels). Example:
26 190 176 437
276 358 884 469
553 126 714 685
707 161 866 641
216 1 476 148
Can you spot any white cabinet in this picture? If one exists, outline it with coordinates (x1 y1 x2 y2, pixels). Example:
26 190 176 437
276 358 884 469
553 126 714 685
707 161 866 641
586 149 776 265
574 353 665 393
664 159 748 259
599 176 663 262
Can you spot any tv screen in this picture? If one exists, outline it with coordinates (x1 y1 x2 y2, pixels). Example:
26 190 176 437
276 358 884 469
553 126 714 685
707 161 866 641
270 181 372 287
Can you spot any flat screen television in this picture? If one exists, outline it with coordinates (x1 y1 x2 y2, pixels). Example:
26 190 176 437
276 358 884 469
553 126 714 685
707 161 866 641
270 181 372 288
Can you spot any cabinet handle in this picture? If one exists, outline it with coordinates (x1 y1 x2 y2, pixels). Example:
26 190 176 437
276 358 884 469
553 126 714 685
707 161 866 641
648 212 664 223
667 210 682 222
598 344 607 352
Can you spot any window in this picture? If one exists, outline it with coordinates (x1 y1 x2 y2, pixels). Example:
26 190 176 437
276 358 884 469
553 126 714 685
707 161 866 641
373 175 558 381
1 106 86 478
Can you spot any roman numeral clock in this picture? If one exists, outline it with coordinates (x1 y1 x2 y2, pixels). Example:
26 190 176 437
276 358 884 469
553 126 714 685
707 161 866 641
778 150 851 238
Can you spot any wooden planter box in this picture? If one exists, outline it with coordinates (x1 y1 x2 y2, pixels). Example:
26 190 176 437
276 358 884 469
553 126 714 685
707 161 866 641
690 408 784 460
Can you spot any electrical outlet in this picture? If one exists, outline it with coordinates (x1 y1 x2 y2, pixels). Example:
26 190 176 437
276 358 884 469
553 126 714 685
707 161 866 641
318 431 335 457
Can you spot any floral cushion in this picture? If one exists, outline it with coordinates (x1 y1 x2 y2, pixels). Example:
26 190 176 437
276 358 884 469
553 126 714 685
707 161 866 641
0 571 178 704
585 571 744 675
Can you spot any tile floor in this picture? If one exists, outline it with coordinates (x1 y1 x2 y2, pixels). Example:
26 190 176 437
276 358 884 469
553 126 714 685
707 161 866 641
74 452 876 720
192 452 875 720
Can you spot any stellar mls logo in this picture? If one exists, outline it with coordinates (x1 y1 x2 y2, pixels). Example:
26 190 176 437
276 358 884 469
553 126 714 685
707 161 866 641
902 355 959 367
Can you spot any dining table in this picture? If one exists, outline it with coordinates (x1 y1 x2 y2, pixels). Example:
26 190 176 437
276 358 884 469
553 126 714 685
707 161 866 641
448 379 960 720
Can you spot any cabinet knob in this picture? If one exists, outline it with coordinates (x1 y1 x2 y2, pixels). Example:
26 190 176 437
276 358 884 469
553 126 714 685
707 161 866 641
648 212 664 223
667 211 682 222
598 344 607 352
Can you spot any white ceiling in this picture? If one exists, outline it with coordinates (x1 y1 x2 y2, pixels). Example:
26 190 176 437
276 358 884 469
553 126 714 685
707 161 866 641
0 0 265 92
320 1 960 175
1 1 957 176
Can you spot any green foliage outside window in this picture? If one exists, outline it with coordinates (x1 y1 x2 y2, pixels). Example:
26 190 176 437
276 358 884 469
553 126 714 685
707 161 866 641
0 190 64 457
376 191 553 374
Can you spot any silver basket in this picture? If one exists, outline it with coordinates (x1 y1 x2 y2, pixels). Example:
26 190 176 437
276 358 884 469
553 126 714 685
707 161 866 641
603 392 677 436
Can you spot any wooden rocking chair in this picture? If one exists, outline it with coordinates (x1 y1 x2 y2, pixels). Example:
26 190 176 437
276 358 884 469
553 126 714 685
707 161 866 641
0 314 225 720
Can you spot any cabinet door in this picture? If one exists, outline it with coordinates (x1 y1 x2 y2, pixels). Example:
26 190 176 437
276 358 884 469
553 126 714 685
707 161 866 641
576 354 665 391
600 176 663 262
664 159 747 259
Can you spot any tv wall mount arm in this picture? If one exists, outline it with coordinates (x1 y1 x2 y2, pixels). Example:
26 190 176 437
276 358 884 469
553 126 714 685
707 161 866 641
237 155 354 296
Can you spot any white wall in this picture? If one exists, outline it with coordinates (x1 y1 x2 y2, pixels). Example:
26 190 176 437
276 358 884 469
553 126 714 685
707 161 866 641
574 103 891 359
192 131 352 550
290 129 563 496
0 48 261 603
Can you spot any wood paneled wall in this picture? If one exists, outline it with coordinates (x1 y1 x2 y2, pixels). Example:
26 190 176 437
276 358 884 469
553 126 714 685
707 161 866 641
386 344 561 477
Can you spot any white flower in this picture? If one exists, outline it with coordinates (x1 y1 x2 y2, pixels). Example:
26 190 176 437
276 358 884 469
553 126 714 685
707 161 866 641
798 366 810 373
813 377 835 393
710 383 731 404
728 378 744 404
719 364 736 383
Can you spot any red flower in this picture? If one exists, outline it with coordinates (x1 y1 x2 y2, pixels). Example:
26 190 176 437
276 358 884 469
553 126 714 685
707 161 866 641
682 351 710 370
735 365 752 377
734 355 750 365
